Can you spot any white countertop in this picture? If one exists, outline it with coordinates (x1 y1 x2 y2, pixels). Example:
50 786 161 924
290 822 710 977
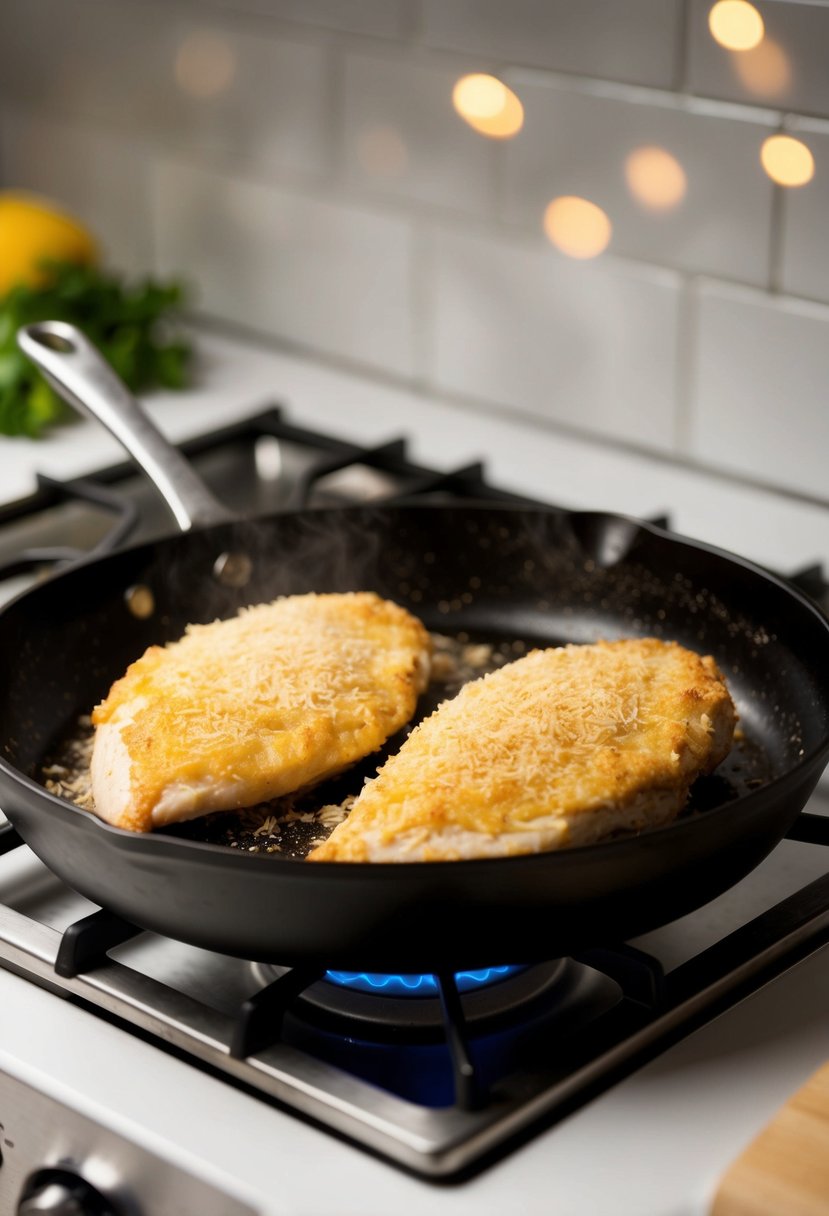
1 328 827 577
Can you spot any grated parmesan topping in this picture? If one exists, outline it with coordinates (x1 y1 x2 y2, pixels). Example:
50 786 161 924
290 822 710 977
310 638 736 860
91 592 431 828
41 631 509 854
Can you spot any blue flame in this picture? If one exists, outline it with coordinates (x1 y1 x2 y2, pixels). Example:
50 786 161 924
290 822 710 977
324 965 523 996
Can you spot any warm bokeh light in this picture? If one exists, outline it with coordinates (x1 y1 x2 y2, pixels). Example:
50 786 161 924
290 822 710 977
355 125 409 177
543 196 612 260
624 146 687 212
174 31 237 99
452 74 524 139
732 36 791 98
760 135 815 187
708 0 765 51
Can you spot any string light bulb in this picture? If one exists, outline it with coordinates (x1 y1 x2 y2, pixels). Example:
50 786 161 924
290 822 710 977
708 1 765 52
760 134 815 187
452 74 524 139
543 196 612 260
625 147 687 212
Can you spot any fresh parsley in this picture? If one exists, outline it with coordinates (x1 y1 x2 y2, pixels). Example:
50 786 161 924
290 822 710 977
0 261 190 437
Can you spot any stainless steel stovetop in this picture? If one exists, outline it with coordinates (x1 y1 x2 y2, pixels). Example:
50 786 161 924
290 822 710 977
1 408 828 1194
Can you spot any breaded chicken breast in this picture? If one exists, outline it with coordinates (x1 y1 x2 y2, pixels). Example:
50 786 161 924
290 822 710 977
91 592 430 832
308 638 735 862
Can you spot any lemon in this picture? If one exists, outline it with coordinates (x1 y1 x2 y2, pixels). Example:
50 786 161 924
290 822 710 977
0 192 98 295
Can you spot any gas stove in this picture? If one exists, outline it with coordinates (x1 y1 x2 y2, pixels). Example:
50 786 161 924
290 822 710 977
1 408 828 1215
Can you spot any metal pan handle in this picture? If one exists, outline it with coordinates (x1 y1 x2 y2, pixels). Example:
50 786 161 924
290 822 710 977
17 320 233 532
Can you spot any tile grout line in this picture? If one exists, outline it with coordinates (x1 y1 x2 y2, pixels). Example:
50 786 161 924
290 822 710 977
675 0 693 94
325 41 346 189
0 108 7 189
410 219 433 390
405 0 425 43
674 276 700 455
768 182 786 296
148 0 409 54
145 145 162 280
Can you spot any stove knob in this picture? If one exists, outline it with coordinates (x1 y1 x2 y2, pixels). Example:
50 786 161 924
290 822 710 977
18 1172 118 1216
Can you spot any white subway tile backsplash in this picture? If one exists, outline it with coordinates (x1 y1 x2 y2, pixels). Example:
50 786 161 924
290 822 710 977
154 162 415 376
502 81 776 286
1 0 825 521
208 0 409 39
0 110 153 276
688 0 829 119
0 0 156 128
427 227 681 453
780 121 829 304
0 0 331 181
169 24 331 180
690 281 829 500
421 0 682 89
342 53 496 216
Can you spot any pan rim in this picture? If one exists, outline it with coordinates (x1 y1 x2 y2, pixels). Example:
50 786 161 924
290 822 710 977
0 496 826 619
1 500 828 872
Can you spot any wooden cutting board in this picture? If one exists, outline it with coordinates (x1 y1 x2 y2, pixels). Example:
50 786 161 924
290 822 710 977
711 1061 829 1215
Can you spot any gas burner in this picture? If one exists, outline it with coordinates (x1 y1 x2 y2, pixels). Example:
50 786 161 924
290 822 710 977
306 961 573 1038
249 958 621 1107
252 959 616 1040
255 958 571 1036
324 964 524 995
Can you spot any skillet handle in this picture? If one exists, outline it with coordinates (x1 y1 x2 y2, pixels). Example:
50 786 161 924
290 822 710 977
17 320 234 532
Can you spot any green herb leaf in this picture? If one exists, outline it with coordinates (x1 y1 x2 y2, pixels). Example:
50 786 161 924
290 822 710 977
0 261 191 437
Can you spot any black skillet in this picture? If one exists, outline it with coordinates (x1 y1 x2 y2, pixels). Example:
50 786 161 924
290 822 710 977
1 320 828 970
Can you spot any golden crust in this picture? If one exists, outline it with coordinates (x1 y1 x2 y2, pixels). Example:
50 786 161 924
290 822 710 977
308 638 736 862
91 592 431 832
